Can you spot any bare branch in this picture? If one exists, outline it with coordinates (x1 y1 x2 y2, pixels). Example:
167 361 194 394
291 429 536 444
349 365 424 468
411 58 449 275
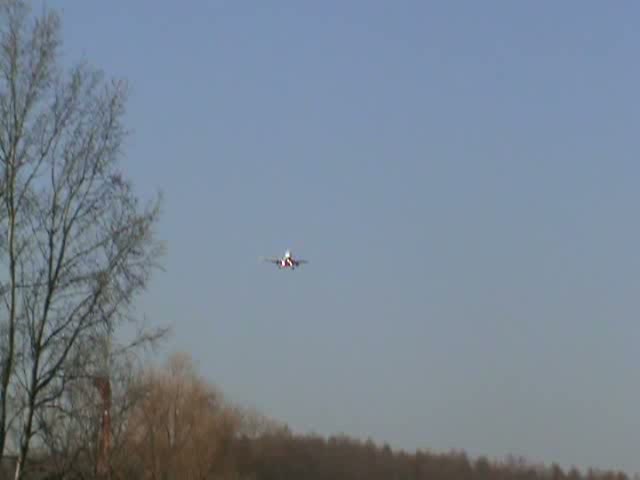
0 2 166 476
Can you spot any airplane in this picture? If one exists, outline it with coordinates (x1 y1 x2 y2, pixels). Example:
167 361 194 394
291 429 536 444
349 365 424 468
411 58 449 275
262 249 308 270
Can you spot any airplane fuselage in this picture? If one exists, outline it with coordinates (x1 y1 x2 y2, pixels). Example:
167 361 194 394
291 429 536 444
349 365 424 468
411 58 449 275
279 257 299 269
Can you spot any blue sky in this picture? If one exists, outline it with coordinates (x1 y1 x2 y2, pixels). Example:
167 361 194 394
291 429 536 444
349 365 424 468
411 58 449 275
45 0 639 474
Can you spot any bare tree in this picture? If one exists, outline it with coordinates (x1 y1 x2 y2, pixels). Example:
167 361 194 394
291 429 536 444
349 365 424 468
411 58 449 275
34 341 154 479
0 1 166 478
122 352 242 480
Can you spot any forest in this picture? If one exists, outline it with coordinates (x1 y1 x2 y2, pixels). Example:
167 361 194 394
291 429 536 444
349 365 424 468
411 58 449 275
0 352 635 480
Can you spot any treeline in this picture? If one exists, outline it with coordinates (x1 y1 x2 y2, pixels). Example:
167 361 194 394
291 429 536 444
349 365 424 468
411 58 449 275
232 434 634 480
2 352 634 480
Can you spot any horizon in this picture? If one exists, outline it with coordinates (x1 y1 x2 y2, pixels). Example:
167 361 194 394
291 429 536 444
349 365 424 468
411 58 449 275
44 0 640 475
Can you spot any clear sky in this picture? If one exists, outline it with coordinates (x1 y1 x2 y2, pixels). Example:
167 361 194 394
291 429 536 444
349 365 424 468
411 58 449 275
44 0 639 474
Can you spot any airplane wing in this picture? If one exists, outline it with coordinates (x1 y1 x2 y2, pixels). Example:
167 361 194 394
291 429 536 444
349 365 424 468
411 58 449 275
261 257 281 264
